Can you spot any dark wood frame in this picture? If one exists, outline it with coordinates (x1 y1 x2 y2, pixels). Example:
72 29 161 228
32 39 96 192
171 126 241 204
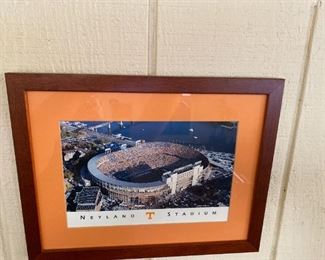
5 73 284 260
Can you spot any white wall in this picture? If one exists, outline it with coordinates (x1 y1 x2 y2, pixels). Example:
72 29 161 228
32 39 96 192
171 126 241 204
0 1 324 260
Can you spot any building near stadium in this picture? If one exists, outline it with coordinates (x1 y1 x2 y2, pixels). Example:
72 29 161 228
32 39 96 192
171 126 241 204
76 186 102 211
87 142 211 205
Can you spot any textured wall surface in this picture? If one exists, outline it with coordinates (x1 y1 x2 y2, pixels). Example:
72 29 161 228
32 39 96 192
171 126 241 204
0 1 324 260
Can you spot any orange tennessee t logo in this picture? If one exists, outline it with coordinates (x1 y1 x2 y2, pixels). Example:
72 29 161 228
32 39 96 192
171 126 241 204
145 211 155 220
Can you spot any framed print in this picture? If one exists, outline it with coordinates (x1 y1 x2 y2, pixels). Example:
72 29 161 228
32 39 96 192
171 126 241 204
5 73 284 259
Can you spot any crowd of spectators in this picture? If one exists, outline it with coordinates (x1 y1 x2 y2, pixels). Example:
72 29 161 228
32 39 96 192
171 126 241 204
96 142 203 175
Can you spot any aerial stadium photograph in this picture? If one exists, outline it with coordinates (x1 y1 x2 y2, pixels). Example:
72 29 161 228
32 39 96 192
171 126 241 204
60 121 238 226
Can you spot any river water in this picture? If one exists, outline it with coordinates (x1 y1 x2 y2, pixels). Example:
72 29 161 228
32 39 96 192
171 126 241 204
84 121 238 154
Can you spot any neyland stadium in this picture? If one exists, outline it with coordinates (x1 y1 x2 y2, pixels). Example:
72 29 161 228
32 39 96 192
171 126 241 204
87 142 211 204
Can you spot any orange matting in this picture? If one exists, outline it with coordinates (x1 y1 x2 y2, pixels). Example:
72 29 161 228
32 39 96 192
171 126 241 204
25 92 267 250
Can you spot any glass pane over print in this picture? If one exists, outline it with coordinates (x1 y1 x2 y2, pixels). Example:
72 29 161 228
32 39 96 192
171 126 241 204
61 121 238 227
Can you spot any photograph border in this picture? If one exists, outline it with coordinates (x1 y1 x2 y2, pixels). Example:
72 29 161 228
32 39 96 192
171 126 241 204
5 73 284 259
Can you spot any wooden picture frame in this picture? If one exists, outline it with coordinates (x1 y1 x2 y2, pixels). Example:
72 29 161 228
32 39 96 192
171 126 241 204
5 73 284 259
